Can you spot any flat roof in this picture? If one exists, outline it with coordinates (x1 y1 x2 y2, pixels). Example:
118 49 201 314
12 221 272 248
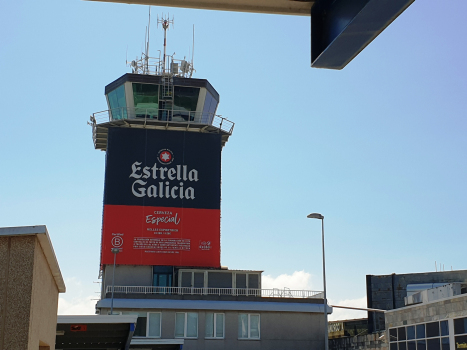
97 298 332 313
0 225 66 293
89 0 315 16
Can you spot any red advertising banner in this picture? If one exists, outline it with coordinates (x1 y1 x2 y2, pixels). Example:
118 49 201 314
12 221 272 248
101 205 220 266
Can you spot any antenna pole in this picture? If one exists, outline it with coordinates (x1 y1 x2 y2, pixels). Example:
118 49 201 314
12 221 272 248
158 15 173 74
146 7 151 74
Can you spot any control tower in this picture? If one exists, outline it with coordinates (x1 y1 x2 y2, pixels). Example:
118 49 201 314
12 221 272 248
90 16 234 271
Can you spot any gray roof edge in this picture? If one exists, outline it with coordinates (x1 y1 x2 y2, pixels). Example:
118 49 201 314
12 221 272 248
96 298 326 313
58 315 138 324
0 225 66 293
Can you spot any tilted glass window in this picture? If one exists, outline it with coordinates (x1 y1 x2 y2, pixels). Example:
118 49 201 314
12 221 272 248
172 86 200 122
133 83 159 119
107 85 127 120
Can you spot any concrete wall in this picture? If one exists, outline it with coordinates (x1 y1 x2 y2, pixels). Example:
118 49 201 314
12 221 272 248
0 236 36 350
28 238 59 350
104 307 324 350
0 235 59 350
102 265 153 297
385 293 467 328
367 271 467 331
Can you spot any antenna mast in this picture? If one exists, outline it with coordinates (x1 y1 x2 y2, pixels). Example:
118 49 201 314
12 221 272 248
157 15 174 74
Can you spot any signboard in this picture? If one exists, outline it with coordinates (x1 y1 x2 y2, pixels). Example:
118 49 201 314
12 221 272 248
101 128 221 267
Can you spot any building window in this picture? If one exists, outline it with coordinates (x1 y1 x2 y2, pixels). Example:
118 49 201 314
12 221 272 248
238 314 260 339
206 313 224 339
175 312 198 338
454 317 467 350
121 311 161 337
389 320 449 350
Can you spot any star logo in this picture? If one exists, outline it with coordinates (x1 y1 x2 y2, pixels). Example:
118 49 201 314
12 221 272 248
157 149 174 164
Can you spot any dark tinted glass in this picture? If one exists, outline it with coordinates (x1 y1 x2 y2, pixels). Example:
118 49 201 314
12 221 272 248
454 318 467 335
427 338 440 350
417 340 426 350
441 337 449 350
417 324 426 339
399 327 407 341
399 342 407 350
134 316 147 337
455 335 467 349
407 326 415 340
390 328 398 342
390 343 398 350
407 341 416 350
426 322 440 338
440 321 448 336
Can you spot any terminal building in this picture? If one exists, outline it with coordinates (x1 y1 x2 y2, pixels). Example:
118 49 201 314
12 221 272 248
89 17 330 350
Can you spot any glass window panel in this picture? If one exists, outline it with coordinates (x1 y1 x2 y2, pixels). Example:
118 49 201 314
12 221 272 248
427 338 440 350
417 324 426 339
250 315 260 339
172 86 200 122
407 326 416 340
455 335 467 349
440 321 449 336
205 313 214 338
194 273 204 288
186 313 198 338
390 328 398 342
408 341 416 350
441 337 449 350
148 313 161 337
181 272 192 288
133 83 159 119
417 340 426 350
399 342 407 350
454 318 467 335
175 313 185 337
248 274 259 289
390 343 398 350
108 85 127 120
399 327 407 341
238 314 248 338
216 314 224 338
427 322 440 338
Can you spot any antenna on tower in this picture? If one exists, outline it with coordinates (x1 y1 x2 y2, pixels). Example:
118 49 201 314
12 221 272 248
157 14 174 74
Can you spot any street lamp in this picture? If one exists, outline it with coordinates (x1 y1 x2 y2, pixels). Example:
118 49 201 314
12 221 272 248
110 247 120 315
307 213 328 350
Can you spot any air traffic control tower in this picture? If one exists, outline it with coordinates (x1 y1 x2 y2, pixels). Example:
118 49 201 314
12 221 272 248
90 17 234 271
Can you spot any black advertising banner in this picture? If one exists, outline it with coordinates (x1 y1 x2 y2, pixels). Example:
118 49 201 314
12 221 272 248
101 128 222 267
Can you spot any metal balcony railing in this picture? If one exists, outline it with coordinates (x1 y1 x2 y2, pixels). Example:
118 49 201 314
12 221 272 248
90 107 234 135
105 286 324 299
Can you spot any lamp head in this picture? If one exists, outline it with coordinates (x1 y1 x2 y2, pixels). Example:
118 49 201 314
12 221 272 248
307 213 324 219
111 248 120 254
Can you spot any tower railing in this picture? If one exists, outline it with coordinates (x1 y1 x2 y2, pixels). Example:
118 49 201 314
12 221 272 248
90 107 234 135
104 285 324 299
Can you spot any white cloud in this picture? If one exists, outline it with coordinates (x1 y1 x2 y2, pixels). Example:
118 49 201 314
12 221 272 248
327 296 368 321
58 277 99 315
263 271 368 322
262 270 314 290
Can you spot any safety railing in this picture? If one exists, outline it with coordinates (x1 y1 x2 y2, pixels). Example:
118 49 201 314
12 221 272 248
90 107 234 135
105 286 323 299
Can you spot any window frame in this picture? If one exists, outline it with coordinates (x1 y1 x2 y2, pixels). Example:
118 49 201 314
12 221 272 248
238 313 260 340
175 312 198 339
205 312 225 339
114 311 161 338
388 320 450 350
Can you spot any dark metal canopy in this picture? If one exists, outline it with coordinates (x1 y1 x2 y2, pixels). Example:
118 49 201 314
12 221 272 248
56 315 137 350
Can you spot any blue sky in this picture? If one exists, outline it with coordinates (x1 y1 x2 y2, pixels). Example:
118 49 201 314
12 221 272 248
1 0 466 318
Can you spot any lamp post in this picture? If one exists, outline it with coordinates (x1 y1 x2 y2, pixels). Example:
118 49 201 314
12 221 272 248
110 247 120 315
307 213 328 350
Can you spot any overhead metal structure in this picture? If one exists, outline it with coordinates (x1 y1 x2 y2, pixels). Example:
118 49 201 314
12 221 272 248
89 0 415 69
